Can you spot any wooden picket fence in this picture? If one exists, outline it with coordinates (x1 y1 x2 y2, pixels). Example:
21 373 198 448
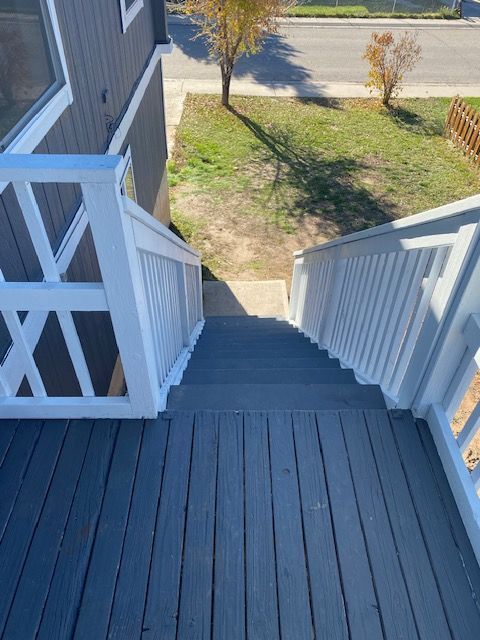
445 97 480 165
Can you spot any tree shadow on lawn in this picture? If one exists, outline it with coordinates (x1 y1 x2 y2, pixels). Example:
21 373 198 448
229 107 397 237
168 22 313 90
385 105 443 137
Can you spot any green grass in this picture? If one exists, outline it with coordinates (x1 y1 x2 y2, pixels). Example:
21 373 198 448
167 1 459 19
288 0 459 18
288 6 458 18
171 96 480 242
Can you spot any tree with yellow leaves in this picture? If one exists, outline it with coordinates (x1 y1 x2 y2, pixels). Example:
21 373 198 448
363 31 422 108
185 0 294 107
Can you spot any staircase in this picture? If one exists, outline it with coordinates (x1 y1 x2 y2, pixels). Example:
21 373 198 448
1 152 480 637
168 316 386 410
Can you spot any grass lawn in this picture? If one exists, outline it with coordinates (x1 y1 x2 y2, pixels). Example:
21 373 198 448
288 1 458 18
169 95 480 284
167 1 458 19
166 1 458 18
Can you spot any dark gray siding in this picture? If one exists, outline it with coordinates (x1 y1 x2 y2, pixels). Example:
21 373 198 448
153 0 170 43
121 63 168 215
0 0 169 395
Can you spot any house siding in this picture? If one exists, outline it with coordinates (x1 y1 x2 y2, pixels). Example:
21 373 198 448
120 63 168 217
0 0 169 396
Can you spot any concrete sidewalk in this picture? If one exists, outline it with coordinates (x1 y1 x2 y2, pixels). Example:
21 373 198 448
203 280 289 317
167 77 480 99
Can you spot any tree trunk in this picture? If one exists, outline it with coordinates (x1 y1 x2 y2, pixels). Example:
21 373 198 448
382 83 393 107
221 63 233 108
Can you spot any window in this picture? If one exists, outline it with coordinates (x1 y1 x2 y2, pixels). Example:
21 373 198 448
119 0 144 33
0 0 72 154
121 146 137 202
0 0 71 152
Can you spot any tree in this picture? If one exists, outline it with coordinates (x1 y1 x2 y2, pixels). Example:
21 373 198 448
185 0 294 107
363 31 422 108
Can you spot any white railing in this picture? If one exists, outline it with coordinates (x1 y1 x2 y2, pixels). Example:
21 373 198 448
290 194 480 561
0 155 203 419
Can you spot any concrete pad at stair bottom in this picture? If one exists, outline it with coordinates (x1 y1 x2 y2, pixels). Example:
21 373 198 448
203 280 289 318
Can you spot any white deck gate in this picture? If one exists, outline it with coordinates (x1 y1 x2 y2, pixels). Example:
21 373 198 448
290 195 480 562
0 155 203 419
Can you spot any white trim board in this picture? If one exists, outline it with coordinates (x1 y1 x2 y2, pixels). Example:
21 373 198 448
107 44 167 154
120 0 144 33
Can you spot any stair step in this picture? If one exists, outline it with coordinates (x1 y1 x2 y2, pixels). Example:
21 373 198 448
181 368 356 385
167 384 385 410
200 329 301 340
197 335 308 347
207 316 288 324
187 357 342 370
203 319 289 328
191 344 327 358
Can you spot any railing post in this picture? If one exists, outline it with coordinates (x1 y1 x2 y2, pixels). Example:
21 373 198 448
197 264 204 322
320 249 346 348
81 176 160 418
176 261 191 346
289 260 302 322
402 223 480 412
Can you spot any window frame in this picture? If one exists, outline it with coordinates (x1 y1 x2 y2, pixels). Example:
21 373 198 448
0 0 73 157
120 145 138 203
119 0 144 33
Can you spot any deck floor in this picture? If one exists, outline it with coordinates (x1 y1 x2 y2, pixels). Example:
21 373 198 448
0 410 479 639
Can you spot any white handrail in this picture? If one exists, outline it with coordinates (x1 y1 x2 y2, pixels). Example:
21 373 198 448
294 194 480 257
0 155 203 418
123 196 200 258
123 196 204 408
290 195 480 562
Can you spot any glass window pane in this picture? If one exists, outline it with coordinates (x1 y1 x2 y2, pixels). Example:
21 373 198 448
125 0 137 10
122 164 137 202
0 0 59 148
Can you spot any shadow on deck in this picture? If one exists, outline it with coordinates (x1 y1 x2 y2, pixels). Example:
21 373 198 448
0 410 479 639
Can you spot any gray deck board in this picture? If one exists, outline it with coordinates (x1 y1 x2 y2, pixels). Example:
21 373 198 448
0 420 41 541
292 411 348 640
317 411 384 640
0 410 478 639
176 411 218 640
416 418 480 604
3 420 93 640
391 410 480 638
0 420 68 636
142 412 194 640
244 411 281 640
341 410 419 640
107 417 170 640
212 412 245 640
0 420 17 467
73 419 144 639
364 410 452 640
37 419 119 640
268 412 313 640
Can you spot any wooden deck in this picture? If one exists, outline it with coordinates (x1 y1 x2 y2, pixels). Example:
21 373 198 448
0 410 479 639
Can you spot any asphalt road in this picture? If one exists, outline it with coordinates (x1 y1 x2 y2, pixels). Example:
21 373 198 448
163 17 480 87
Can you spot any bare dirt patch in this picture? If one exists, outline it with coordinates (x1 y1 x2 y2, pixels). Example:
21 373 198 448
172 185 331 288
